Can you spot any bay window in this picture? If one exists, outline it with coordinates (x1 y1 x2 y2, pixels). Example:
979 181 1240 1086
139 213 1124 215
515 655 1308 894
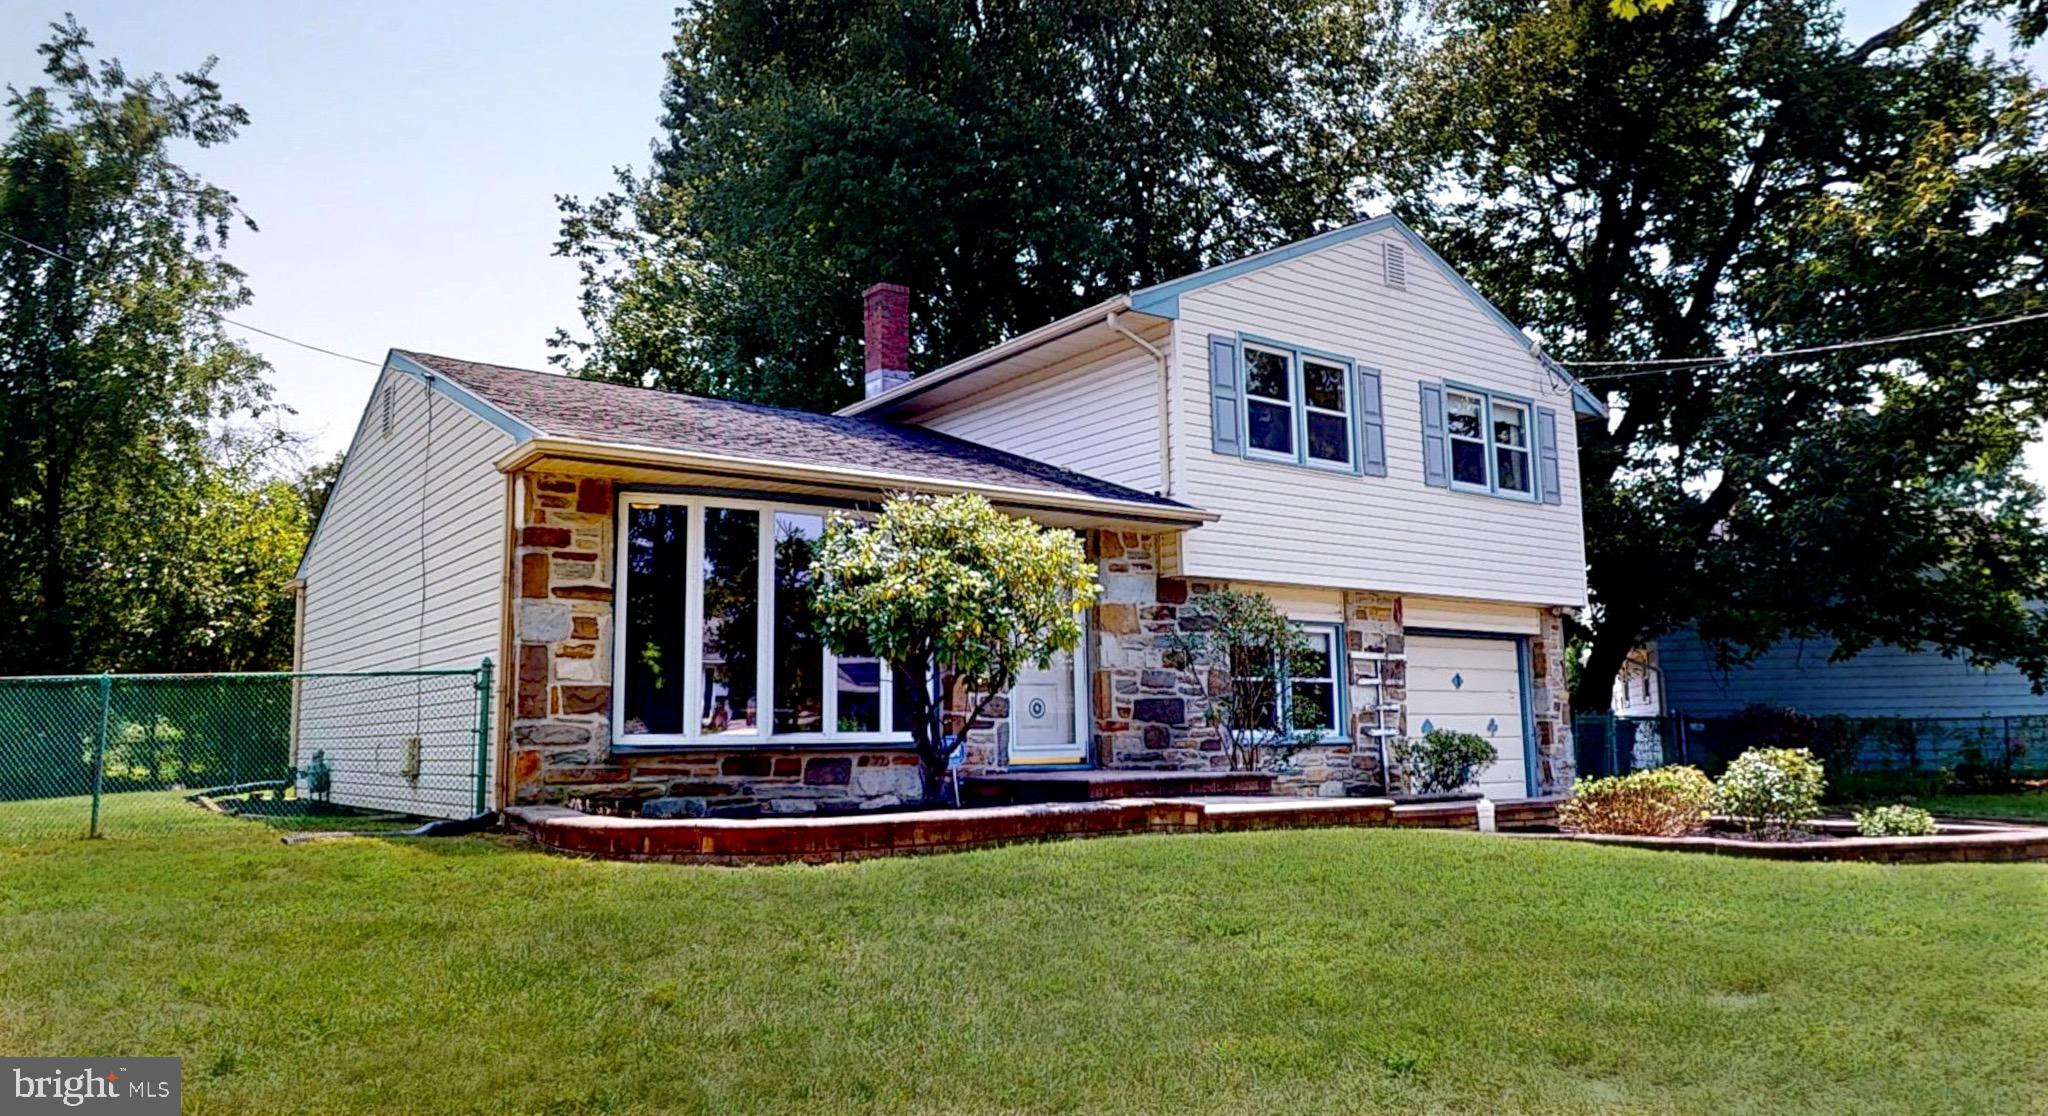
613 493 1080 750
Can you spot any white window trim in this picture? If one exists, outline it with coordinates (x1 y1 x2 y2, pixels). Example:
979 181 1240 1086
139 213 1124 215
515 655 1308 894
1241 341 1300 465
1288 622 1348 743
1444 382 1539 503
613 493 919 749
612 492 1089 752
1490 397 1535 498
1236 336 1359 474
1298 353 1356 472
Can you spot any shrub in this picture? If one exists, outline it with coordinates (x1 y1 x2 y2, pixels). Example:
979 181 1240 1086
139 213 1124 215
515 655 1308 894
1392 729 1498 795
1854 804 1939 837
1558 766 1714 836
1714 747 1826 832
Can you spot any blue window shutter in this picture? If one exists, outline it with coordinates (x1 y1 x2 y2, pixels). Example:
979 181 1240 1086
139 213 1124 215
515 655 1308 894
1356 366 1386 477
1419 382 1449 487
1208 334 1241 456
1536 406 1562 505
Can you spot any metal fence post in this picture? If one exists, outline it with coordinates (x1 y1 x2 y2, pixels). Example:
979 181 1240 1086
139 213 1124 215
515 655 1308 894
474 658 493 815
89 673 111 838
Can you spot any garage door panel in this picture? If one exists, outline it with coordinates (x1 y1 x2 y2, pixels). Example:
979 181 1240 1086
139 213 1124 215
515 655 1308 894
1410 693 1519 716
1408 634 1529 799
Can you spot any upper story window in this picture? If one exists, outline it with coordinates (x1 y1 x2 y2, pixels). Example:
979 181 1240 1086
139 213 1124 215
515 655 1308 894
1239 339 1356 471
1443 385 1536 500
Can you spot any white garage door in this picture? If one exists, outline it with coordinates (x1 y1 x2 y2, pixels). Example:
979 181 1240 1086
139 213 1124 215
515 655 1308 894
1407 634 1530 798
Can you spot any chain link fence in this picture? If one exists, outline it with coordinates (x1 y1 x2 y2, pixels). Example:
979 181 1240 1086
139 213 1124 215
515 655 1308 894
1576 709 2048 785
0 665 492 845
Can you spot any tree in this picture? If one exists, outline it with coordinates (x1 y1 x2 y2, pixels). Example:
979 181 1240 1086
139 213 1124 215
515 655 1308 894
1384 0 2048 710
552 0 1379 407
0 17 275 673
811 493 1098 802
1162 589 1323 772
293 453 344 535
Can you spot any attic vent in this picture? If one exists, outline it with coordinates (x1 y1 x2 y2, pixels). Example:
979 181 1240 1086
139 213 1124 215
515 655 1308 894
1383 242 1408 289
381 383 395 437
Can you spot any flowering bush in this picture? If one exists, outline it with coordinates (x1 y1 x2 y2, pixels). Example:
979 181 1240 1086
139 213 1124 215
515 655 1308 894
1854 804 1939 837
1391 729 1498 794
1714 747 1826 832
1558 766 1714 836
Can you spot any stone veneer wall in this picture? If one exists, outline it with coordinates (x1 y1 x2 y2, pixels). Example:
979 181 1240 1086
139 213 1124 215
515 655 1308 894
506 472 923 814
1529 607 1575 794
1086 531 1574 798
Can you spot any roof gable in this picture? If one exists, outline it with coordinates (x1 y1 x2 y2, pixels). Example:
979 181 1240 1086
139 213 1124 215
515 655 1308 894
1130 214 1605 417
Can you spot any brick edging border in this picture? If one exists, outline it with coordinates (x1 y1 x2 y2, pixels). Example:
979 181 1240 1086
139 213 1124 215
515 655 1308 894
503 797 1565 866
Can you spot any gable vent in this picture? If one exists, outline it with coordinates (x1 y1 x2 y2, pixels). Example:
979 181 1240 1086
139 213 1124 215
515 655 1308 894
1383 242 1407 289
381 383 396 437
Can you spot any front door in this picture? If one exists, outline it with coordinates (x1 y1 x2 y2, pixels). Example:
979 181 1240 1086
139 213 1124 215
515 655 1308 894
1008 648 1087 766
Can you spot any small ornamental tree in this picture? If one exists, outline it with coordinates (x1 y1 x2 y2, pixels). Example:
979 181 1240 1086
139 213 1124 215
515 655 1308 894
812 493 1098 803
1163 589 1324 771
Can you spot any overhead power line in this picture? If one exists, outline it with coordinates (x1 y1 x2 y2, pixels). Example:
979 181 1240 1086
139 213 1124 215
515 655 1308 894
0 228 380 367
1564 308 2048 382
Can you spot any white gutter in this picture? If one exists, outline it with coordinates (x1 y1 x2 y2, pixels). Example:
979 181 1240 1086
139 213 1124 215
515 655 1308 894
492 436 1218 526
1108 310 1172 499
836 295 1133 417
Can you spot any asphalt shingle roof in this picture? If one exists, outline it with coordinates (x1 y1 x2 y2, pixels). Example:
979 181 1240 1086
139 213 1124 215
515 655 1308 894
398 351 1193 512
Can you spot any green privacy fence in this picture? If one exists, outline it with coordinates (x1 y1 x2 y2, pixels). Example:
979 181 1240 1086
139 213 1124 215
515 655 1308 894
0 664 492 843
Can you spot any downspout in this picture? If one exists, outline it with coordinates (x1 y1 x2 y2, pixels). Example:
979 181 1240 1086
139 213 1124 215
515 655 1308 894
1108 311 1172 497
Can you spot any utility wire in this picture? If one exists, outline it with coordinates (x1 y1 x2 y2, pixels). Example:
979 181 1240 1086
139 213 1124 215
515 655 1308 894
1564 308 2048 382
0 227 380 367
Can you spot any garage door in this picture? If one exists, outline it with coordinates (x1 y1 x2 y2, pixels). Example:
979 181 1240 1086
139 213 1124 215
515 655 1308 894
1407 634 1530 798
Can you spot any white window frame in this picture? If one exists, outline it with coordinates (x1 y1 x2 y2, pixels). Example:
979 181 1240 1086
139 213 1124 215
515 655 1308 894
612 492 1086 751
1286 623 1347 743
614 493 918 749
1443 382 1538 502
1238 621 1348 743
1240 341 1299 464
1237 336 1358 474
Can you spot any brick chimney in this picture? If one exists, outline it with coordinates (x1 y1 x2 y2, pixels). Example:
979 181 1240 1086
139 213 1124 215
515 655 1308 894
863 282 912 398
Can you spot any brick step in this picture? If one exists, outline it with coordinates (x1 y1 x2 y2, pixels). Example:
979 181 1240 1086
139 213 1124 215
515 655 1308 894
959 768 1276 805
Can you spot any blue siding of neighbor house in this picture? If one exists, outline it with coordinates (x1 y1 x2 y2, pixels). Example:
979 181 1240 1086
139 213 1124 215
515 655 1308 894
1658 630 2048 719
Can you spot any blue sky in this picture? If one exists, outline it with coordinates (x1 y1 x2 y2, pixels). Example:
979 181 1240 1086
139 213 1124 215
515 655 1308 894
2 1 2042 481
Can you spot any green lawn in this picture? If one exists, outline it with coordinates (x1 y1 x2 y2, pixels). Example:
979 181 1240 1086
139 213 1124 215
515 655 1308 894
1 800 2044 1115
1919 790 2048 822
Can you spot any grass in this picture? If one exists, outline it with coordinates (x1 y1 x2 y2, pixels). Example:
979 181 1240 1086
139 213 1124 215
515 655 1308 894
1918 790 2048 822
1 797 2044 1115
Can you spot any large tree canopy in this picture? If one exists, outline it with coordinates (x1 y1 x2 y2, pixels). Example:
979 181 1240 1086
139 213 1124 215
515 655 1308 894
553 0 1379 407
1385 0 2048 710
0 18 300 672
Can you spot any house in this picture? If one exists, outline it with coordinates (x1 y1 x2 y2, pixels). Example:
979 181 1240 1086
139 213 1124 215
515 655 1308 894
1655 629 2048 721
291 214 1602 818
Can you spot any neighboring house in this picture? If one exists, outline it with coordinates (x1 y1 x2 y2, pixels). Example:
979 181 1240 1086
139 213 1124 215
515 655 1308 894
1611 646 1664 718
293 214 1603 817
1656 629 2048 721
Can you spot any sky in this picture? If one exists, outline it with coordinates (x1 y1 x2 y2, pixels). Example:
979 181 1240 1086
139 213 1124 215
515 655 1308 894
1 1 2043 481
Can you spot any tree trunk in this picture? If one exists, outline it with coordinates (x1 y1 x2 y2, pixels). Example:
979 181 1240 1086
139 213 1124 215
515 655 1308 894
1572 619 1638 716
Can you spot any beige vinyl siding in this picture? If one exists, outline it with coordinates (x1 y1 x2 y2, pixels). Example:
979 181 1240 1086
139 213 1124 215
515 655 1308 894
1172 225 1588 607
1404 596 1543 635
296 368 513 817
913 334 1164 494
